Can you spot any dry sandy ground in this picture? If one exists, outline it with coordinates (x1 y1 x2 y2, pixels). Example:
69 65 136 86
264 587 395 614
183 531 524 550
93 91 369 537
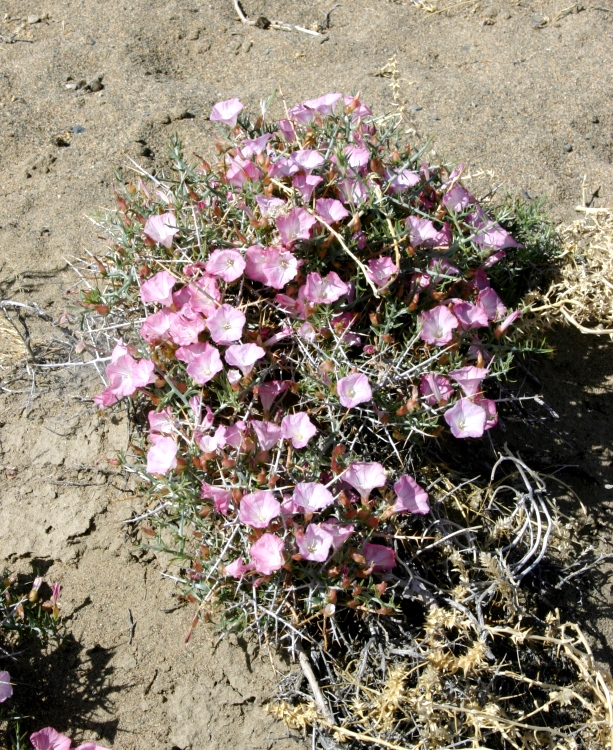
0 0 612 747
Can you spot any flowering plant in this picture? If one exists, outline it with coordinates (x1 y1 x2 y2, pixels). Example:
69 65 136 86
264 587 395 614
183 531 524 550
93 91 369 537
84 93 553 632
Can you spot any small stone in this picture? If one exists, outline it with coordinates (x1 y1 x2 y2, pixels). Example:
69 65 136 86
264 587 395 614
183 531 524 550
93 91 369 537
432 115 440 121
89 79 103 92
27 14 41 24
562 143 573 153
411 105 423 112
591 115 600 124
71 124 86 133
51 134 70 147
242 40 253 53
65 82 78 90
264 49 271 55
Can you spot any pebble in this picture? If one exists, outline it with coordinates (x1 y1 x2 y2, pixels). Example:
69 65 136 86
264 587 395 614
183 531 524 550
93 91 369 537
27 14 41 24
411 105 423 112
562 143 573 153
432 115 440 121
591 115 600 124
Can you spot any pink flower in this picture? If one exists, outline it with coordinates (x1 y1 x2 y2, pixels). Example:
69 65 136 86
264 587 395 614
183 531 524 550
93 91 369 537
476 397 498 430
343 145 370 170
93 387 119 409
224 558 252 578
337 176 369 205
320 520 354 550
201 483 232 515
280 412 317 449
366 257 398 287
140 270 176 306
392 475 429 514
407 216 451 248
250 533 285 575
227 369 242 384
224 343 265 375
210 97 243 127
245 245 269 283
75 743 110 750
420 373 453 406
255 196 286 217
205 249 246 283
146 436 178 475
168 306 206 346
225 155 261 187
449 366 489 397
140 308 173 343
443 184 476 213
262 323 293 347
467 206 521 250
296 524 333 562
292 149 325 171
187 274 221 317
144 212 178 249
148 407 174 438
344 462 387 499
343 94 373 120
30 728 72 750
292 482 335 513
239 491 280 528
186 343 224 384
276 208 317 245
269 156 299 179
225 421 245 449
259 380 291 411
303 271 349 304
251 420 282 451
337 373 372 408
387 168 420 194
298 321 317 342
262 247 299 289
478 287 507 321
197 425 227 453
444 399 487 439
175 341 209 363
315 198 349 225
452 300 489 330
240 133 272 157
496 310 522 335
106 348 156 398
278 118 297 141
419 306 459 346
207 304 246 345
362 542 396 572
292 174 323 201
0 671 12 703
303 92 342 115
428 257 460 282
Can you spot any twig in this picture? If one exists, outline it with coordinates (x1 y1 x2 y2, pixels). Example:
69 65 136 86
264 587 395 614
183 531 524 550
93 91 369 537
296 642 336 725
560 307 613 335
127 608 136 644
232 0 322 35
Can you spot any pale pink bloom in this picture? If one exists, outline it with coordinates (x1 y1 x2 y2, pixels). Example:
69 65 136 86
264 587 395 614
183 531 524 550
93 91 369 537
187 274 221 318
444 399 487 439
344 462 387 499
315 198 349 225
146 436 178 475
407 216 451 248
343 94 372 120
320 520 354 551
225 343 265 375
452 300 489 330
168 306 206 346
175 341 209 364
262 323 293 348
303 271 349 304
186 343 223 384
497 310 522 334
75 743 110 750
250 533 285 575
419 306 459 346
428 257 460 282
225 420 245 449
50 582 61 608
303 92 342 115
29 728 72 750
337 176 369 205
298 321 317 342
278 118 297 141
482 250 507 269
292 149 325 171
140 270 176 306
255 196 286 217
224 558 252 578
366 257 398 287
387 168 420 194
443 184 476 213
468 335 492 364
467 206 521 250
450 366 489 397
276 208 317 245
245 245 269 283
287 103 315 125
107 350 155 399
281 412 317 449
210 97 243 127
227 368 242 385
198 425 227 453
259 380 291 411
93 387 119 409
362 542 396 572
240 133 272 157
251 420 282 451
471 266 491 291
201 483 232 515
207 304 246 345
140 308 173 343
392 475 429 515
239 491 280 528
420 373 453 406
478 287 507 321
343 145 370 170
292 174 323 201
262 247 299 289
0 671 12 703
205 249 246 283
296 524 333 562
292 482 335 513
148 408 174 439
476 397 498 431
144 212 178 248
225 155 261 187
337 373 372 408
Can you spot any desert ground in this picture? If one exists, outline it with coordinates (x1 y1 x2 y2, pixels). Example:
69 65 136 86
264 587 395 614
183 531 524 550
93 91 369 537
0 0 612 747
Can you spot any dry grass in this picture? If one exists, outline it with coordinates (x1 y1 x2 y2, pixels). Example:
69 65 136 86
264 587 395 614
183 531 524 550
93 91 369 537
0 321 26 366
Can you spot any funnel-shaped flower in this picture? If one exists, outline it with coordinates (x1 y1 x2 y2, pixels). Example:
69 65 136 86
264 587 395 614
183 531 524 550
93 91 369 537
296 524 333 562
239 491 280 529
245 245 268 283
29 728 72 750
292 149 325 171
205 249 246 283
320 520 355 551
420 373 453 406
210 97 243 127
293 174 323 201
0 671 12 703
224 558 252 578
303 92 342 115
146 436 177 475
344 462 386 499
255 196 286 218
452 301 489 331
316 198 349 225
107 349 155 399
250 533 285 575
168 306 206 346
144 212 178 248
362 542 396 571
292 482 335 513
262 247 299 289
140 308 173 343
225 343 265 375
140 270 176 306
201 483 232 516
477 287 507 322
392 475 430 515
259 380 291 411
444 399 487 439
276 207 317 245
207 304 246 345
303 271 349 304
186 343 223 384
366 256 398 287
251 420 282 451
407 216 451 248
449 366 489 397
419 306 458 346
280 412 317 449
337 373 372 408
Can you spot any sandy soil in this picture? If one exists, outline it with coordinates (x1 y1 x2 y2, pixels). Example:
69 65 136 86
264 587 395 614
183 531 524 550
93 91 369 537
0 0 612 747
